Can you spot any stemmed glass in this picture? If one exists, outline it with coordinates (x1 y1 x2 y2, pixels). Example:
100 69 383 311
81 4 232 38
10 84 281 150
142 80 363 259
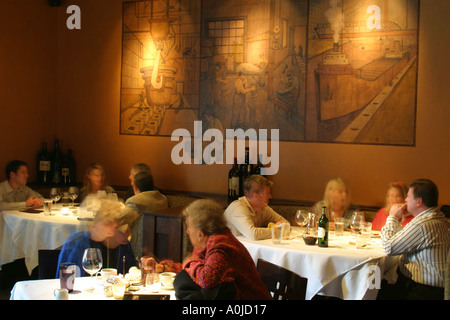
82 248 103 293
295 210 309 227
68 186 79 206
50 188 61 204
351 211 365 234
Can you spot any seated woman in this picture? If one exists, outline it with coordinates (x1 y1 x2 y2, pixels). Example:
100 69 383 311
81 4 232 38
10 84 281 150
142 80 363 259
372 181 412 231
174 199 271 300
310 177 357 229
79 162 115 203
56 199 137 277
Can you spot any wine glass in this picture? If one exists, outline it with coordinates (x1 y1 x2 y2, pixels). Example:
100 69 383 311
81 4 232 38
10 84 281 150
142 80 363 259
50 188 61 204
295 210 309 227
351 211 365 234
82 248 103 293
68 186 79 206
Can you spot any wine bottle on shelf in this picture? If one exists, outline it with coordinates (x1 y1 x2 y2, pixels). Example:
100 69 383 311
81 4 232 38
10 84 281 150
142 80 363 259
228 158 240 203
51 139 62 186
318 206 329 247
61 149 75 185
37 142 51 185
252 154 264 176
239 147 251 196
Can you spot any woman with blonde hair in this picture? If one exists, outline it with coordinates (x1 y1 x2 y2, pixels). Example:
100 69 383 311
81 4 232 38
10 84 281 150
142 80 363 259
79 162 115 202
56 198 137 277
310 177 357 229
372 181 412 231
174 199 271 300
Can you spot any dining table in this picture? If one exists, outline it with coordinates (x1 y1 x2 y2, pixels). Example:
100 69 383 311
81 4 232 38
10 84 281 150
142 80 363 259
238 227 399 300
0 204 87 275
10 275 175 300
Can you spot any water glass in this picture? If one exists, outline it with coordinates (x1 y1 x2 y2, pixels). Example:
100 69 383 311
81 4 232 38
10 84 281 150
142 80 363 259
43 200 52 215
281 222 290 240
62 192 70 206
356 222 372 248
145 273 161 292
271 224 283 244
334 218 344 236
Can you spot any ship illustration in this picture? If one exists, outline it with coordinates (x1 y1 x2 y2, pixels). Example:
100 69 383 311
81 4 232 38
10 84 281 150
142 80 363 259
316 41 413 121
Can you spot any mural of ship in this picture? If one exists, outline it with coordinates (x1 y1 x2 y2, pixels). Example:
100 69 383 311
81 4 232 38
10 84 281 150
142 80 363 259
316 41 412 121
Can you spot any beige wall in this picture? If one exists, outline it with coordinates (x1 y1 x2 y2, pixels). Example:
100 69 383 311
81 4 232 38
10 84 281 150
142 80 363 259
1 0 449 209
0 0 57 173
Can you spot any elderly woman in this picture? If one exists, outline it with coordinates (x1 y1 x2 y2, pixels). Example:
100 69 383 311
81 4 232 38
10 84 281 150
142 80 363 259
56 199 137 277
310 177 357 229
79 162 115 202
174 199 271 300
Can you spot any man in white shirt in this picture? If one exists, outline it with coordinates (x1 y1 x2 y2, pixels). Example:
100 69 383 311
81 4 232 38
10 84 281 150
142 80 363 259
224 175 288 240
0 160 44 211
380 179 450 300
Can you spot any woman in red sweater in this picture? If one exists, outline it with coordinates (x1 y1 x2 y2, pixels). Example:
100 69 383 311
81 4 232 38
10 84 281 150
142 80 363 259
177 199 271 300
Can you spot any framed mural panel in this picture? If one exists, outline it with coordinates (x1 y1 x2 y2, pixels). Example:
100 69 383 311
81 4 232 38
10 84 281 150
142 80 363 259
120 0 419 146
306 0 419 145
120 0 202 137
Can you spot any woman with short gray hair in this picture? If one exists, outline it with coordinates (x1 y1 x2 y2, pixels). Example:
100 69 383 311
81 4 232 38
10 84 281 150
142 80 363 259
175 199 271 300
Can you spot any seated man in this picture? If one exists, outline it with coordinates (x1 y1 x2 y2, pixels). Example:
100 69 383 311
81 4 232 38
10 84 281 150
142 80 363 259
125 171 168 214
124 163 151 200
124 171 168 256
224 175 288 240
0 160 44 211
379 179 450 300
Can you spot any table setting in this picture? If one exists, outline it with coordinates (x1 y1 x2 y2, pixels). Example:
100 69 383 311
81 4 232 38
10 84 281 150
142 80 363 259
10 248 176 300
239 210 399 300
0 188 87 274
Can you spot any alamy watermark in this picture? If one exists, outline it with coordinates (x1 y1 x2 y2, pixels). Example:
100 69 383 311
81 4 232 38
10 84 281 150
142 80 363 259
66 5 81 30
367 265 381 290
171 121 280 176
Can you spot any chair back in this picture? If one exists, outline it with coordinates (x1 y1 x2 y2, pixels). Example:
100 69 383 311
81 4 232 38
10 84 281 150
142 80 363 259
38 249 61 279
445 249 450 300
256 258 307 300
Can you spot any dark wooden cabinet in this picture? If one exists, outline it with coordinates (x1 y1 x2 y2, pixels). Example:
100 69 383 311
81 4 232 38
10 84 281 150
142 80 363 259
142 207 188 263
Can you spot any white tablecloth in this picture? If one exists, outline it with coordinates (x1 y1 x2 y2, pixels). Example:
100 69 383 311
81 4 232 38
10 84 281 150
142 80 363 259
239 228 399 300
10 276 175 300
0 206 87 274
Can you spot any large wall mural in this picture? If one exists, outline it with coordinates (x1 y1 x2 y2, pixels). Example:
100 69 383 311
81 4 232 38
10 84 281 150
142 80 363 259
120 0 419 146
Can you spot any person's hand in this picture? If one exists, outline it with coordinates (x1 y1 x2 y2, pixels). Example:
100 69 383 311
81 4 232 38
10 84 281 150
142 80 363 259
32 197 43 208
104 230 128 249
25 196 42 207
389 203 407 220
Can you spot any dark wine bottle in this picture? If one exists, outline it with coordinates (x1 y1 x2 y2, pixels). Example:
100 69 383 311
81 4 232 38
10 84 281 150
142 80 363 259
37 142 51 185
51 139 62 185
61 149 75 185
252 154 264 176
318 206 329 247
239 147 251 196
228 158 240 203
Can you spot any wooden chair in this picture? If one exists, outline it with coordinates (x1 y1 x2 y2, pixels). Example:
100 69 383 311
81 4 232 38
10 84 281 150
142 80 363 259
38 249 61 279
445 249 450 300
256 258 307 300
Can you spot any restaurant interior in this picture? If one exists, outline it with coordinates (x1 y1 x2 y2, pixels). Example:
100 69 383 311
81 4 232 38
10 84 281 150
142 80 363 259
0 0 449 301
